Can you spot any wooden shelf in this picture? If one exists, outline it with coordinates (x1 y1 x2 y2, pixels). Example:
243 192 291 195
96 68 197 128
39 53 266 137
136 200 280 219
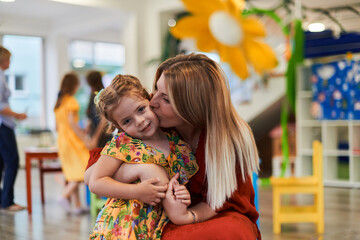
324 150 350 156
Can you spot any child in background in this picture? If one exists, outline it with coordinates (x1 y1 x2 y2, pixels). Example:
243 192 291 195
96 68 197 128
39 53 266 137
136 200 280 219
88 74 198 239
54 72 90 215
85 70 113 149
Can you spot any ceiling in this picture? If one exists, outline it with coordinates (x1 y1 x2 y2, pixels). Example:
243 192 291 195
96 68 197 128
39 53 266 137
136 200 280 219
248 0 360 33
0 0 359 39
0 0 133 39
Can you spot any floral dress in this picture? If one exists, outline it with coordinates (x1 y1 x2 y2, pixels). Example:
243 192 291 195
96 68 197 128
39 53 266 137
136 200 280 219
90 130 198 240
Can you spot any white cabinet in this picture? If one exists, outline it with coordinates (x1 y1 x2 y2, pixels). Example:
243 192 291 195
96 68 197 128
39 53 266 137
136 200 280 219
296 65 360 187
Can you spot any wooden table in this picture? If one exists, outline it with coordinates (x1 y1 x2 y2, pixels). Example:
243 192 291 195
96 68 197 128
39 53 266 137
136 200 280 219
25 147 60 214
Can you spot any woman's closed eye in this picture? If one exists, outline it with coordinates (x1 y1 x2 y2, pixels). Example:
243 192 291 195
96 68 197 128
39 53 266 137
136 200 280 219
163 97 170 103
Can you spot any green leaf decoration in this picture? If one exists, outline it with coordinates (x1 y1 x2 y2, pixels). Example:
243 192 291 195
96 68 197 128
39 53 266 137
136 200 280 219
242 8 289 36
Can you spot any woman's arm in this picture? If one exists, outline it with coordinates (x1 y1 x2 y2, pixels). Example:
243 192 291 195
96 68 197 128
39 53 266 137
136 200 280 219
188 202 217 223
89 155 168 205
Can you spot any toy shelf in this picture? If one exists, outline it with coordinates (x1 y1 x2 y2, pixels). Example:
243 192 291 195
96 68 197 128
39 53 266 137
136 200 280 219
296 65 360 188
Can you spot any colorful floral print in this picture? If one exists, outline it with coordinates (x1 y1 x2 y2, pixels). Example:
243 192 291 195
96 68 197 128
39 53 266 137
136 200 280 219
90 130 198 240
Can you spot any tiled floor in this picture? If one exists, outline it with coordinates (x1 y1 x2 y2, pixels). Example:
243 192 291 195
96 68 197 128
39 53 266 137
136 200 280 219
1 168 360 240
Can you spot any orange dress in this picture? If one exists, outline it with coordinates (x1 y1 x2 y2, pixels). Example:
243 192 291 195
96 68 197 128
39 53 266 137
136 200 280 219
54 95 89 181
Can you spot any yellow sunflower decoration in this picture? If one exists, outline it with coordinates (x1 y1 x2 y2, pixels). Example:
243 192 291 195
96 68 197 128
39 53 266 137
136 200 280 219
170 0 278 79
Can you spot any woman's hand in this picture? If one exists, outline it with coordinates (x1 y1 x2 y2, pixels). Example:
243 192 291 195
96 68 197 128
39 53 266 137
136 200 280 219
136 177 167 206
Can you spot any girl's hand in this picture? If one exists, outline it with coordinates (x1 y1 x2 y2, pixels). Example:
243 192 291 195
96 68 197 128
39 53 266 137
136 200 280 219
136 177 167 206
163 173 192 225
173 181 191 206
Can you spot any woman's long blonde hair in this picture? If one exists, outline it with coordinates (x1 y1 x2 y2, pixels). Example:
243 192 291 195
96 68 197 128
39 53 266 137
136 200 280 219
154 53 259 209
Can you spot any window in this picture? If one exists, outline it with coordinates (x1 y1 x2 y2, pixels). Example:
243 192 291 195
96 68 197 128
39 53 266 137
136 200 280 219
5 74 26 94
69 40 125 124
2 35 44 131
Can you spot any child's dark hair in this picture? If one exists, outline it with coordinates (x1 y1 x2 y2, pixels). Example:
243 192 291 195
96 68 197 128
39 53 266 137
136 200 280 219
97 74 150 133
86 70 104 92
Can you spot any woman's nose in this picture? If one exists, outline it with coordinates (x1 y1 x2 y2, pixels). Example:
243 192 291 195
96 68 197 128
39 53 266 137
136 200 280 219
150 94 159 109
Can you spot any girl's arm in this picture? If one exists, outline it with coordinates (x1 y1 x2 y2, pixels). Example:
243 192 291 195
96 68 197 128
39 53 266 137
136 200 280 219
89 156 168 205
88 116 108 149
68 111 89 146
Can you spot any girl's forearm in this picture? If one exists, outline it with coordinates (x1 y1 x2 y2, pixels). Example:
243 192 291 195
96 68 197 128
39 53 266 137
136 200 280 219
68 113 89 143
91 117 107 143
89 176 139 199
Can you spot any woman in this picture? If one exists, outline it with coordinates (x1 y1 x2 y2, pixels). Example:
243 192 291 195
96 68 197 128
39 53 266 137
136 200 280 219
85 70 112 149
85 53 260 239
150 53 260 239
54 72 90 215
0 46 27 211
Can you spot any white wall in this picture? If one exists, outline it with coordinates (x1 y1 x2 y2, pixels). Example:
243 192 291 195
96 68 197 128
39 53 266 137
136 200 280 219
0 8 136 131
137 0 183 90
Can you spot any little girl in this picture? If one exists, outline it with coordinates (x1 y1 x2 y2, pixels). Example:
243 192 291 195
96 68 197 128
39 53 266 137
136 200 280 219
88 74 198 239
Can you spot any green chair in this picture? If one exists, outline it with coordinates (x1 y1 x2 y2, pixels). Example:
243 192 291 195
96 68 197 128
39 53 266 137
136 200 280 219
90 193 107 217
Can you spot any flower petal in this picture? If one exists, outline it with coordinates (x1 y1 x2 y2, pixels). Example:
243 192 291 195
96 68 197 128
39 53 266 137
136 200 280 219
226 0 245 16
182 0 226 16
196 30 217 52
243 38 278 73
170 16 208 39
241 17 266 37
219 45 249 79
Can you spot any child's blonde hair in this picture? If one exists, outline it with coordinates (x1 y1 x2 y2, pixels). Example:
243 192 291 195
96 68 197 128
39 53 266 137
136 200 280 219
97 74 150 133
